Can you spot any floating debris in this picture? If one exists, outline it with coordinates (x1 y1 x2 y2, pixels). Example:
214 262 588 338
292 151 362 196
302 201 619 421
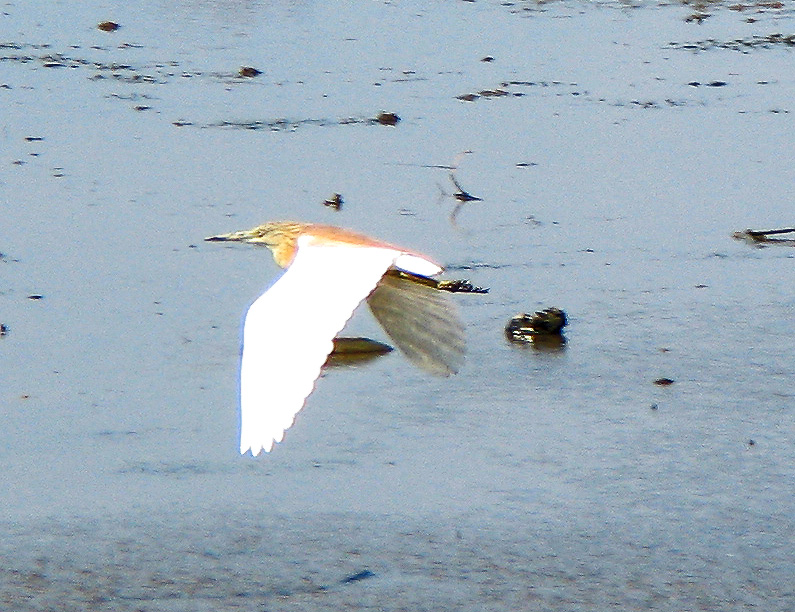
732 227 795 246
107 92 156 102
375 111 400 126
323 193 343 211
685 12 710 23
654 378 675 386
669 33 795 52
457 89 512 101
507 308 567 337
339 569 375 584
238 66 262 78
505 308 567 346
42 58 67 68
97 21 121 32
730 1 785 11
211 113 398 132
457 79 580 103
480 88 510 98
1 43 185 84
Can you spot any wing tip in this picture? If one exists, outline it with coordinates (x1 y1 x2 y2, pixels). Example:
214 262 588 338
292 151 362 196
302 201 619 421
240 439 276 456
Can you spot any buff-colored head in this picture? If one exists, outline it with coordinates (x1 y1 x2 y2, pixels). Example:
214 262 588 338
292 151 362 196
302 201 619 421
205 221 306 267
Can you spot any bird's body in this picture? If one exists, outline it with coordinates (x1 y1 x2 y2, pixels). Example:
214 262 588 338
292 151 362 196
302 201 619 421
206 221 465 455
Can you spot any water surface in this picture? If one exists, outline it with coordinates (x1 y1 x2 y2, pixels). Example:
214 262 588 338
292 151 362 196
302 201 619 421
2 0 794 609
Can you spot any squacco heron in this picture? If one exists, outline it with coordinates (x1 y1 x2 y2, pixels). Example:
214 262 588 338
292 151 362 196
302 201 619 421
206 221 465 455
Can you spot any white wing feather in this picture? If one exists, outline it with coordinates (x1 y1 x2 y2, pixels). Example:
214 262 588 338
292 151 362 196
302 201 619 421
393 253 442 277
240 240 402 455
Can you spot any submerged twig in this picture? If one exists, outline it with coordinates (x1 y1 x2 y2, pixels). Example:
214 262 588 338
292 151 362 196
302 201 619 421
437 151 481 225
450 172 482 203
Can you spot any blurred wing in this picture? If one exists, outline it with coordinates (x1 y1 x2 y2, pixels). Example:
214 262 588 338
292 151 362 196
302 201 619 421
367 273 465 377
240 242 399 455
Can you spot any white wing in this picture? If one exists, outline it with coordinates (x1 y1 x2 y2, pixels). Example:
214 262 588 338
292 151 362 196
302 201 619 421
240 240 400 455
393 253 442 277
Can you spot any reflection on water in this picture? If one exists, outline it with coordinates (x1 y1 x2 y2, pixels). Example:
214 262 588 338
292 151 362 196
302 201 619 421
2 0 795 609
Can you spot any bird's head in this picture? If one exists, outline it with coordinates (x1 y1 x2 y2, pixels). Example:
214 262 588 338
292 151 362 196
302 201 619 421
205 221 305 267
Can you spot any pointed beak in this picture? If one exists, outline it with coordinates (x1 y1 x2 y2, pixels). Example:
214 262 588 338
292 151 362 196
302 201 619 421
205 229 255 243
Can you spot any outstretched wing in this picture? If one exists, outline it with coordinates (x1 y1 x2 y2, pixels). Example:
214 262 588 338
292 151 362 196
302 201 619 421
367 273 466 377
240 239 399 455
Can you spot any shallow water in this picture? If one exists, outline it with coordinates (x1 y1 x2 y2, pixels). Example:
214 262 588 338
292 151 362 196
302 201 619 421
2 0 795 609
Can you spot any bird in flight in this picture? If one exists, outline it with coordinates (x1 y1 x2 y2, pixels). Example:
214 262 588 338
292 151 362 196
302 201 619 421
206 221 465 455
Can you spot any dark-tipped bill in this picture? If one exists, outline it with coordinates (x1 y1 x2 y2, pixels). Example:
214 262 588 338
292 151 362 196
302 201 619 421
205 230 255 243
